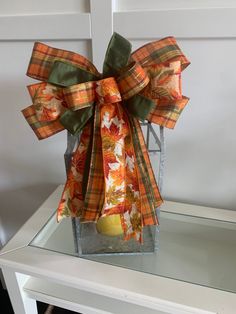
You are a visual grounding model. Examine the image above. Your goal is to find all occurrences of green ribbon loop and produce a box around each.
[48,61,99,87]
[60,106,94,136]
[125,95,156,121]
[48,61,98,134]
[103,32,132,77]
[103,33,153,121]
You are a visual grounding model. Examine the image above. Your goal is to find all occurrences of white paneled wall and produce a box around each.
[0,0,236,246]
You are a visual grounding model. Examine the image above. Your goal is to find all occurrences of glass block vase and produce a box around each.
[64,123,165,256]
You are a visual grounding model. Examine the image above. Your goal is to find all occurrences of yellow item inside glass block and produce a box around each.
[96,214,124,237]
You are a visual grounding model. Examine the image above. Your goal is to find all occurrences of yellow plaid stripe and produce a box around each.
[63,82,96,111]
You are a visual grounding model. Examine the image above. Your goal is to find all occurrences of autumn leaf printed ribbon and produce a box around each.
[22,33,190,241]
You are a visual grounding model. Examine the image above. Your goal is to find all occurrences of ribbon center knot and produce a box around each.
[95,77,122,105]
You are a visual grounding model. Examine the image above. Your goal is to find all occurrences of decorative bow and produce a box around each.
[22,33,190,241]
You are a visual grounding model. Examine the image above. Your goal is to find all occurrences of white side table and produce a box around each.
[1,185,236,314]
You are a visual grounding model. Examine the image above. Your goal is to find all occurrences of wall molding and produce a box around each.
[0,13,91,40]
[114,8,236,38]
[1,7,235,42]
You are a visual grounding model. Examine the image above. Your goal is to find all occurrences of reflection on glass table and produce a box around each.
[30,206,236,295]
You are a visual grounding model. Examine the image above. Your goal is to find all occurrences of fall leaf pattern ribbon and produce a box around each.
[22,33,190,241]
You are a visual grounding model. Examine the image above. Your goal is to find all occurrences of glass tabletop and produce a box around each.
[30,207,236,294]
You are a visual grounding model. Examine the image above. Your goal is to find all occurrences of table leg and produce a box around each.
[2,267,38,314]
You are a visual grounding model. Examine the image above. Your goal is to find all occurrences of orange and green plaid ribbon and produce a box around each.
[22,33,190,241]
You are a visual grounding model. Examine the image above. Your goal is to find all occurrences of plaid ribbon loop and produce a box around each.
[116,62,149,100]
[27,82,65,122]
[22,33,190,241]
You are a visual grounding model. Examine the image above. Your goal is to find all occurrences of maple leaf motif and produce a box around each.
[66,176,80,199]
[126,184,137,204]
[101,134,116,151]
[109,122,120,137]
[130,211,142,233]
[126,154,135,172]
[71,149,87,175]
[102,120,122,140]
[106,186,124,205]
[38,107,55,121]
[110,168,124,186]
[103,151,118,177]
